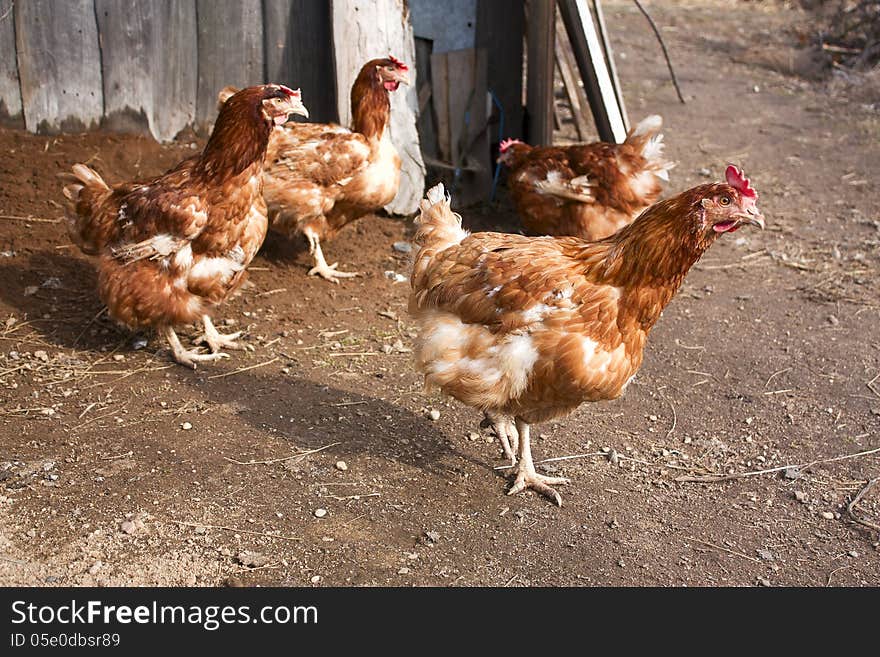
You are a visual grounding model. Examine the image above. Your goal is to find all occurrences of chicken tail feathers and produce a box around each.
[625,115,675,182]
[60,164,115,255]
[414,183,469,252]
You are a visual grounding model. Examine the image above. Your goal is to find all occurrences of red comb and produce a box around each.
[725,165,757,198]
[499,138,523,153]
[388,55,408,71]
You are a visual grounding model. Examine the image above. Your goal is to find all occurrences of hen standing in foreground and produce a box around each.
[226,56,409,283]
[409,166,764,505]
[63,85,309,367]
[499,115,674,241]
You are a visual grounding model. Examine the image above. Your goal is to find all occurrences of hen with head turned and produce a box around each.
[409,166,764,505]
[63,84,309,368]
[499,115,674,241]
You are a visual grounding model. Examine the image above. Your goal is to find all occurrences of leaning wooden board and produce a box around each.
[94,0,197,142]
[195,0,264,131]
[15,0,103,133]
[331,0,425,215]
[0,0,22,123]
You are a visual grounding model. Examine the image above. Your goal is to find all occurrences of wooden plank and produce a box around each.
[414,36,438,160]
[95,0,196,142]
[430,52,451,162]
[593,0,628,130]
[446,49,475,168]
[475,0,524,141]
[15,0,103,133]
[558,0,626,143]
[264,0,336,123]
[461,47,491,204]
[0,0,22,125]
[554,17,592,141]
[525,0,555,145]
[331,0,426,215]
[195,0,264,131]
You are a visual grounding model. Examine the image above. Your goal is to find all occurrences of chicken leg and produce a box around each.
[193,315,251,353]
[162,326,229,369]
[507,418,569,506]
[482,411,519,465]
[305,229,359,284]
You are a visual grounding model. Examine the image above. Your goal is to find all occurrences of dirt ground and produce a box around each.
[0,1,878,587]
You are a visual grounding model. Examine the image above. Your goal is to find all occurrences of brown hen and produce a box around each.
[221,56,409,283]
[63,85,309,367]
[499,115,674,241]
[409,166,764,504]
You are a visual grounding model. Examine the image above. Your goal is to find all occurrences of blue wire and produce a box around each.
[489,90,505,202]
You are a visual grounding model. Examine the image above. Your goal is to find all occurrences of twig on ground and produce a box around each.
[99,450,133,461]
[764,368,792,389]
[223,442,341,466]
[867,373,880,399]
[208,357,278,379]
[633,0,686,103]
[494,451,605,471]
[826,565,851,587]
[0,555,28,565]
[0,214,61,224]
[676,445,880,483]
[686,537,760,563]
[164,520,300,542]
[846,476,880,533]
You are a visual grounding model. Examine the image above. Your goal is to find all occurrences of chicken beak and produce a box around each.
[736,207,764,230]
[394,70,411,86]
[286,96,309,119]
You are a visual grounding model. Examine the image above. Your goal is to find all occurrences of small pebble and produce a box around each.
[820,511,835,520]
[392,241,412,254]
[335,461,348,471]
[310,575,322,584]
[181,422,193,430]
[848,550,859,558]
[794,491,808,503]
[88,561,102,575]
[397,567,410,575]
[314,508,327,518]
[467,431,480,441]
[428,409,441,421]
[758,577,771,587]
[113,354,125,362]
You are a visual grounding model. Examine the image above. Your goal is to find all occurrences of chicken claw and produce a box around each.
[507,468,569,507]
[308,260,360,284]
[306,231,360,284]
[505,418,569,506]
[193,315,252,353]
[482,412,519,465]
[162,326,230,369]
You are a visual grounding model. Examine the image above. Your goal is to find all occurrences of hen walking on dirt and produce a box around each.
[499,115,674,241]
[221,56,409,283]
[63,85,309,367]
[409,167,764,504]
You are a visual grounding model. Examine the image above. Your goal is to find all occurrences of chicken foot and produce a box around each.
[162,326,230,369]
[305,230,359,284]
[507,418,569,506]
[482,411,519,465]
[193,315,252,353]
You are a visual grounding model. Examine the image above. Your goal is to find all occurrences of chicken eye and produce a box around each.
[719,196,731,206]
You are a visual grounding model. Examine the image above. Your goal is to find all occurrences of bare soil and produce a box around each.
[0,1,878,587]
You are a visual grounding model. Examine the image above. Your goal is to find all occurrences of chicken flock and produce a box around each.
[61,57,764,505]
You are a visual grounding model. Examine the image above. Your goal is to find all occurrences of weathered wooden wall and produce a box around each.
[0,0,22,124]
[16,0,104,133]
[0,0,351,137]
[95,0,197,142]
[331,0,426,215]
